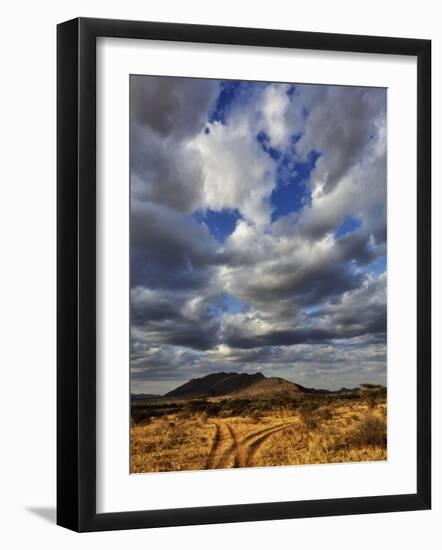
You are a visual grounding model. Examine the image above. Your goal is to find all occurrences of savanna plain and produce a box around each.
[131,372,387,473]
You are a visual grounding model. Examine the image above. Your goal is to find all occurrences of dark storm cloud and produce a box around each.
[131,200,220,289]
[315,273,387,334]
[130,345,202,382]
[223,318,385,350]
[236,262,364,309]
[220,226,384,313]
[221,272,386,351]
[133,313,220,351]
[131,129,204,212]
[130,76,219,213]
[226,334,386,366]
[142,324,218,351]
[131,285,224,351]
[131,75,219,138]
[131,288,184,323]
[261,258,363,303]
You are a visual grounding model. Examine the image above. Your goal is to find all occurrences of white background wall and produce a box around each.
[0,1,439,548]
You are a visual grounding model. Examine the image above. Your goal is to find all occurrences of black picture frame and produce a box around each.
[57,17,431,532]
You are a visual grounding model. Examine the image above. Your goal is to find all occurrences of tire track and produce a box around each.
[241,423,286,446]
[233,423,287,467]
[215,424,240,469]
[243,422,298,466]
[211,422,297,469]
[206,422,221,469]
[207,420,299,470]
[207,421,236,469]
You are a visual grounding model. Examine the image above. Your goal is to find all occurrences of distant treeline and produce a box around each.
[131,387,386,425]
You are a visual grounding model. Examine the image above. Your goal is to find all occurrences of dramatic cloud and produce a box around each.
[129,76,387,393]
[130,76,219,212]
[131,200,220,289]
[296,85,386,196]
[189,117,275,225]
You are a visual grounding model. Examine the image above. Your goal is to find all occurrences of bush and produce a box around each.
[366,394,377,409]
[298,408,318,430]
[131,411,151,425]
[347,414,387,447]
[316,407,333,422]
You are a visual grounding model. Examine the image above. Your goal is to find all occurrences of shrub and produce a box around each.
[347,414,387,448]
[316,407,333,422]
[366,394,377,409]
[298,408,318,430]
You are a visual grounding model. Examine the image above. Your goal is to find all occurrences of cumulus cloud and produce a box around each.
[296,85,386,196]
[189,116,275,225]
[130,75,219,212]
[131,75,219,139]
[129,75,387,392]
[260,84,293,147]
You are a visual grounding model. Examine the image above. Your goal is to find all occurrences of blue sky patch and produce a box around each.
[207,292,245,319]
[270,150,320,222]
[210,80,268,124]
[256,131,282,161]
[256,131,320,222]
[194,208,242,243]
[223,293,245,314]
[209,81,244,124]
[335,216,362,239]
[304,305,322,315]
[365,255,386,276]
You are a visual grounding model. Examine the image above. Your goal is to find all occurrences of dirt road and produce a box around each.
[207,420,297,469]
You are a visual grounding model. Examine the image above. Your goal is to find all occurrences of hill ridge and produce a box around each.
[164,371,305,400]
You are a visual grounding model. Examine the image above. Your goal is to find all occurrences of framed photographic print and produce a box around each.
[57,18,431,532]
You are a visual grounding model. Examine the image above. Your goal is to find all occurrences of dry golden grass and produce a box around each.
[257,404,387,467]
[131,414,215,473]
[130,395,387,473]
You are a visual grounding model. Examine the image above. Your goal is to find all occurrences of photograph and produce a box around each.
[129,75,388,473]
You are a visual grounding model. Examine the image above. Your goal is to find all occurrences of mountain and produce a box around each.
[164,371,305,400]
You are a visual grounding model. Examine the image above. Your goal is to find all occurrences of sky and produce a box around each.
[130,76,387,395]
